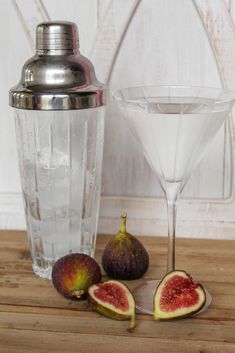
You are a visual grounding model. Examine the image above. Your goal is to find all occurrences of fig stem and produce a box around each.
[120,213,127,234]
[127,313,136,332]
[72,289,85,299]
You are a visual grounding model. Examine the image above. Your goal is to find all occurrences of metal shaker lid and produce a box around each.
[9,21,105,110]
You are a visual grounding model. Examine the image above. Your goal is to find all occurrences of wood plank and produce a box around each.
[2,231,235,255]
[1,310,235,342]
[1,273,235,310]
[1,328,235,353]
[0,303,235,321]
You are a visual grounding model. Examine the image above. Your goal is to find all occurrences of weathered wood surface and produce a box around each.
[0,231,235,352]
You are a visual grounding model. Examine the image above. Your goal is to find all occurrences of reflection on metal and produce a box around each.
[10,21,105,110]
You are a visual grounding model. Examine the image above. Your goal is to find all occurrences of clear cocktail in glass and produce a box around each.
[114,85,235,313]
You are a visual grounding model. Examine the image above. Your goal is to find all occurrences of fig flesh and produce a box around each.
[102,213,149,280]
[154,270,206,320]
[88,280,136,331]
[52,253,101,300]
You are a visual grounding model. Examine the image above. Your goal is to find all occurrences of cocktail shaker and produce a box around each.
[9,21,106,279]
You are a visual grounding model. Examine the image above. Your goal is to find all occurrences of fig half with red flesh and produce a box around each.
[154,270,206,320]
[88,280,136,331]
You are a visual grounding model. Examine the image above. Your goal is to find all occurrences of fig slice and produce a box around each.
[154,270,206,320]
[88,280,136,331]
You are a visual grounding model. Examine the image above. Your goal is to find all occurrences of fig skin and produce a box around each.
[52,253,102,300]
[153,270,206,320]
[102,213,149,280]
[88,280,136,331]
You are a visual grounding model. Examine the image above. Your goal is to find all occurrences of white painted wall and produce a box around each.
[1,0,235,239]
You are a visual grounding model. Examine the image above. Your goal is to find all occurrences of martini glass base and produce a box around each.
[133,280,212,316]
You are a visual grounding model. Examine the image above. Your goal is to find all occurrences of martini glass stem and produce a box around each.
[166,199,177,272]
[164,182,180,273]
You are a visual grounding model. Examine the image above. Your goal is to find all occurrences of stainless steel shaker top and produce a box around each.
[9,21,105,110]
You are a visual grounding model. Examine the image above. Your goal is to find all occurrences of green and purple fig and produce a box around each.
[102,213,149,280]
[88,279,136,331]
[52,253,101,300]
[154,270,206,320]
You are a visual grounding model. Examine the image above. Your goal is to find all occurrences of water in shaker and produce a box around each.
[16,109,104,279]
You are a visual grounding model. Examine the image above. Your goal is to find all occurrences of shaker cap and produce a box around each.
[36,21,79,55]
[9,21,105,110]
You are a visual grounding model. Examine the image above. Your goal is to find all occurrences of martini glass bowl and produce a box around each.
[113,85,235,313]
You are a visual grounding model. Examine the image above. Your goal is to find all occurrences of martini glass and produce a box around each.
[113,85,235,313]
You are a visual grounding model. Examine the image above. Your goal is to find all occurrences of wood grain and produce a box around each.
[0,230,235,352]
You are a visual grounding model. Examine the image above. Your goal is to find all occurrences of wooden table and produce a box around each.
[0,231,235,352]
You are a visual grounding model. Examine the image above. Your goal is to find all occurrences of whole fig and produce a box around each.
[102,213,149,280]
[52,253,101,300]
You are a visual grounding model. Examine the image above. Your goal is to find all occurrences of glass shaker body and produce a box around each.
[14,108,105,279]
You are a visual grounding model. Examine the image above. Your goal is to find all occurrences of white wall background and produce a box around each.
[1,0,235,238]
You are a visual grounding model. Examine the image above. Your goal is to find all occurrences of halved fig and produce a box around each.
[88,280,136,331]
[154,270,206,320]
